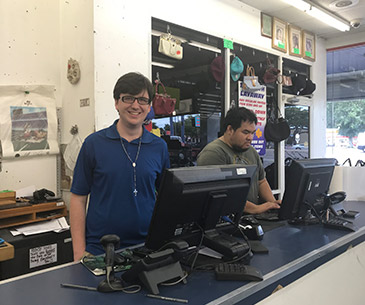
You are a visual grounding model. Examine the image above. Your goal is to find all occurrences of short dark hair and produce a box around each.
[113,72,154,101]
[222,107,257,132]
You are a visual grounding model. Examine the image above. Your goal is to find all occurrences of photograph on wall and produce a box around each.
[0,85,59,158]
[261,13,272,38]
[302,31,316,61]
[271,17,287,53]
[288,25,302,57]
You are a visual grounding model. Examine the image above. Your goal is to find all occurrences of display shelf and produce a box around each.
[0,202,67,229]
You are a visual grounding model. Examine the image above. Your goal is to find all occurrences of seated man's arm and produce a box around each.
[244,200,280,214]
[258,178,281,204]
[244,178,281,214]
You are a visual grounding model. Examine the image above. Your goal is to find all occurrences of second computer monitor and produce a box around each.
[279,158,337,222]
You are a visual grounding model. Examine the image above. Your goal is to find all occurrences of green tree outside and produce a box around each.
[327,100,365,139]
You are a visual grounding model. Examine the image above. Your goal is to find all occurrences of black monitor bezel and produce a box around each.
[279,158,337,221]
[145,164,256,250]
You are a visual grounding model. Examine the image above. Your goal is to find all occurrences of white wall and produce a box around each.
[326,31,365,49]
[0,0,60,192]
[257,241,365,305]
[59,0,95,143]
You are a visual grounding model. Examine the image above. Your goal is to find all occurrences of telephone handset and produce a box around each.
[329,191,346,204]
[328,191,347,217]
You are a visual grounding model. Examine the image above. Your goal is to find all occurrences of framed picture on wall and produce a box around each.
[302,31,316,61]
[288,25,302,57]
[272,17,287,53]
[261,13,272,38]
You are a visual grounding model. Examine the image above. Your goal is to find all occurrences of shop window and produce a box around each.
[285,104,309,160]
[282,58,311,161]
[326,44,365,165]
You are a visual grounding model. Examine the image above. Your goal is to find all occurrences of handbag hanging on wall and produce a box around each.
[264,98,290,142]
[158,33,183,60]
[263,58,282,85]
[152,80,176,116]
[243,66,264,91]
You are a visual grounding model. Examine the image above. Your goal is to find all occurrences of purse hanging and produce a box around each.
[263,58,281,85]
[264,99,290,142]
[152,80,177,116]
[243,66,264,91]
[158,33,183,60]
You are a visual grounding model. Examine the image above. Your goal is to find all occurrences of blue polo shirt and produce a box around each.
[71,120,170,255]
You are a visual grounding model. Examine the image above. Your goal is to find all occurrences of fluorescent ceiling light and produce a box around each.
[151,30,186,43]
[282,0,310,11]
[188,41,222,53]
[151,61,175,69]
[151,29,221,53]
[282,0,350,31]
[307,6,350,31]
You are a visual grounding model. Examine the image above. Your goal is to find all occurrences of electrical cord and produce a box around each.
[105,266,141,294]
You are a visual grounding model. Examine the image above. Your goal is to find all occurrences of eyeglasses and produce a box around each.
[120,96,150,106]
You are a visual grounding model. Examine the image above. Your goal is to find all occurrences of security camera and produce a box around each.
[350,19,361,29]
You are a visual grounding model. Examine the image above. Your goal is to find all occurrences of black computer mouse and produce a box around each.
[160,240,189,251]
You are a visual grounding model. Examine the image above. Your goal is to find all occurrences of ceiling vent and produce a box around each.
[329,0,359,10]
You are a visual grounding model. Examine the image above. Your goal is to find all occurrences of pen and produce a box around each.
[146,294,188,303]
[61,283,97,291]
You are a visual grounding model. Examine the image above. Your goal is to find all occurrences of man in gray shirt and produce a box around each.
[197,107,281,214]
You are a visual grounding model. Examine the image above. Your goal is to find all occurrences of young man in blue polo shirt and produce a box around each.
[70,72,170,261]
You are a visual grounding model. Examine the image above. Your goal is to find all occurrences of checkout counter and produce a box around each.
[1,201,365,305]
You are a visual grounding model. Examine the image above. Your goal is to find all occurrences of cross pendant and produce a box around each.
[133,189,138,196]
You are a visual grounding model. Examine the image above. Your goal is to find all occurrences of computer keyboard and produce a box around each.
[254,210,279,221]
[215,263,263,281]
[322,217,358,232]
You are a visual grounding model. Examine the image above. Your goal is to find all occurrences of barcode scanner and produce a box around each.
[97,234,123,292]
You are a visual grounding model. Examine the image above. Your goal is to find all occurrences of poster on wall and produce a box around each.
[0,85,59,158]
[238,82,267,156]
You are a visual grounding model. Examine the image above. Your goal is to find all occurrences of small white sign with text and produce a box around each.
[29,243,57,268]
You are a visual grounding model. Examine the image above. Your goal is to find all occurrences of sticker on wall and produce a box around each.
[67,58,81,84]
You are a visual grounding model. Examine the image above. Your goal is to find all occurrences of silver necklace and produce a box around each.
[120,137,142,196]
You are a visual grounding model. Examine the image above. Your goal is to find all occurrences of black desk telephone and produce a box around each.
[329,191,359,218]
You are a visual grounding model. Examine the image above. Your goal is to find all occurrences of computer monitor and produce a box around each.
[279,158,337,222]
[145,164,256,250]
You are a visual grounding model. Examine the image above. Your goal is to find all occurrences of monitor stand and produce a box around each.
[288,210,320,225]
[203,229,250,260]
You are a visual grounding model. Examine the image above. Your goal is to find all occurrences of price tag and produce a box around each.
[224,39,233,50]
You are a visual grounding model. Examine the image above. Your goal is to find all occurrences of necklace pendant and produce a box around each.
[133,189,138,196]
[132,162,136,167]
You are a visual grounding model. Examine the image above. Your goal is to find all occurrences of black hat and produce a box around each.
[300,79,316,95]
[291,74,307,96]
